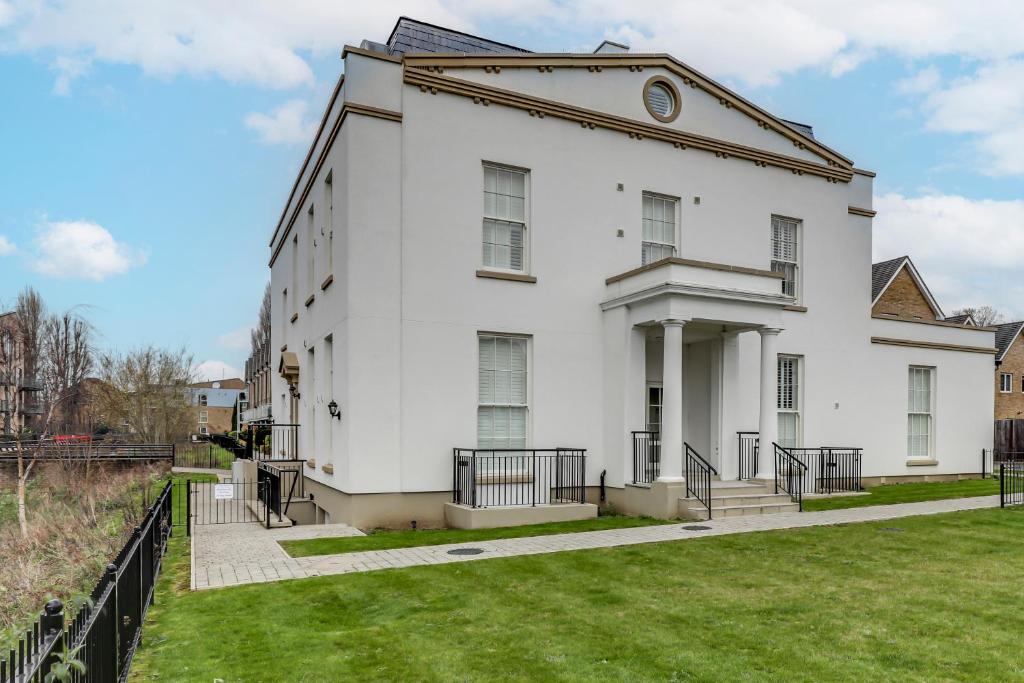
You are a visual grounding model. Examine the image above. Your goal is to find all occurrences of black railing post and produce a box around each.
[39,599,64,675]
[580,451,586,504]
[471,451,477,508]
[1000,464,1005,508]
[185,479,192,537]
[532,449,537,507]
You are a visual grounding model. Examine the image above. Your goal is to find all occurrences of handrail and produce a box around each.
[773,442,807,511]
[631,431,660,485]
[737,431,758,480]
[684,442,716,520]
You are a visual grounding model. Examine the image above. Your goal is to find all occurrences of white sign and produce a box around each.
[213,484,234,500]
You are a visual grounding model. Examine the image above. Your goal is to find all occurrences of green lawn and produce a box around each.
[131,505,1024,682]
[803,477,999,512]
[280,515,672,557]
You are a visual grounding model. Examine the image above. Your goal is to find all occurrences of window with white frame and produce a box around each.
[771,215,800,298]
[908,366,934,458]
[199,410,208,424]
[777,355,801,448]
[1001,373,1013,393]
[199,425,208,435]
[646,383,663,433]
[477,334,528,449]
[198,394,207,407]
[482,164,527,271]
[642,193,677,265]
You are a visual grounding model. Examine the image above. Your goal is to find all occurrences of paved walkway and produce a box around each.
[191,495,999,590]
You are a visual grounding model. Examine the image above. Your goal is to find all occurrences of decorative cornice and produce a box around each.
[606,257,784,285]
[269,102,403,266]
[289,313,298,324]
[304,294,315,308]
[853,168,876,177]
[405,68,853,184]
[341,44,402,63]
[401,52,852,168]
[601,280,793,311]
[870,337,997,354]
[848,206,876,217]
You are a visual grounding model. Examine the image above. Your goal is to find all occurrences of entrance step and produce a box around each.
[679,480,799,520]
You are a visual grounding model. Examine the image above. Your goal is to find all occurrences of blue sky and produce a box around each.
[1,1,1022,378]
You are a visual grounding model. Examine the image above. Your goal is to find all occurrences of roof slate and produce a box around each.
[995,321,1024,361]
[387,17,530,56]
[871,256,907,302]
[944,313,973,325]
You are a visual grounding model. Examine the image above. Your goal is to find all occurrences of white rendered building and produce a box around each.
[267,18,994,528]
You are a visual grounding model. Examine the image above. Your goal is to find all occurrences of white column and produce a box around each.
[719,331,741,481]
[659,319,686,482]
[756,327,782,479]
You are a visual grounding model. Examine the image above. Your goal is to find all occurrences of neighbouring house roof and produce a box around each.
[190,378,246,390]
[944,313,976,326]
[187,387,242,408]
[871,255,945,319]
[384,16,531,56]
[781,119,815,139]
[995,321,1024,362]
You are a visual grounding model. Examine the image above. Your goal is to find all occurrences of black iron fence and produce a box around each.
[784,447,863,494]
[774,443,806,511]
[452,448,586,508]
[189,479,266,528]
[684,442,716,519]
[631,431,660,485]
[257,461,304,526]
[245,423,300,461]
[173,443,237,470]
[1000,463,1024,508]
[0,441,173,462]
[737,431,758,480]
[986,449,1024,477]
[0,480,173,682]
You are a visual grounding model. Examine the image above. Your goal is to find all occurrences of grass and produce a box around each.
[803,477,999,511]
[280,514,672,557]
[131,505,1024,682]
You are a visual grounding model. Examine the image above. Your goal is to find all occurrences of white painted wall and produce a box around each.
[269,52,994,499]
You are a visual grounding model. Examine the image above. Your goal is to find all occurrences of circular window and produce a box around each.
[643,77,681,123]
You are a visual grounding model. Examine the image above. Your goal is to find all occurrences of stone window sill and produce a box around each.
[906,458,938,467]
[476,269,537,284]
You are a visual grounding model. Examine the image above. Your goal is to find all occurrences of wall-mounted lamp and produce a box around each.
[328,399,341,421]
[288,382,300,400]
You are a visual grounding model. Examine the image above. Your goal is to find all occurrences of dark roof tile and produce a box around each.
[387,17,530,56]
[871,256,907,301]
[995,321,1024,361]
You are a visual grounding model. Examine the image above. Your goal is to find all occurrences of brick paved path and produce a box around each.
[192,495,999,590]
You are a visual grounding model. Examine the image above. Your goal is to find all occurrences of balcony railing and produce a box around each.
[242,403,273,424]
[452,448,587,508]
[20,401,44,415]
[245,423,299,461]
[631,431,660,484]
[19,376,43,392]
[786,447,864,494]
[0,399,9,414]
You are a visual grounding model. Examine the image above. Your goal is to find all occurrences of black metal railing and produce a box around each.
[0,441,174,462]
[174,442,238,469]
[684,442,717,519]
[773,443,807,511]
[18,376,43,392]
[245,423,299,461]
[989,449,1024,474]
[257,460,304,525]
[452,448,586,508]
[737,431,758,480]
[784,447,863,494]
[185,479,266,530]
[0,480,173,682]
[1000,463,1024,508]
[631,431,660,485]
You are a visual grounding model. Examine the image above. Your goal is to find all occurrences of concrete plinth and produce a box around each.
[444,502,598,529]
[622,481,687,519]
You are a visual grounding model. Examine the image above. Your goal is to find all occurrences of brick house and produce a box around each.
[994,322,1024,421]
[0,311,44,435]
[186,381,246,437]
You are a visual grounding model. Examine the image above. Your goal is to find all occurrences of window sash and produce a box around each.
[1002,373,1013,392]
[907,367,933,458]
[771,216,799,297]
[642,193,677,264]
[478,335,529,449]
[483,165,527,272]
[777,356,799,411]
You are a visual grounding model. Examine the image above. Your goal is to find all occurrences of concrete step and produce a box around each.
[706,483,772,497]
[709,493,793,507]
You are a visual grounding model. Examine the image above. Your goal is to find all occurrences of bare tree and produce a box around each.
[952,306,1004,327]
[96,346,194,445]
[41,310,94,431]
[251,282,271,352]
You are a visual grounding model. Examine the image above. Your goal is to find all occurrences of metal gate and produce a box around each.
[171,479,266,535]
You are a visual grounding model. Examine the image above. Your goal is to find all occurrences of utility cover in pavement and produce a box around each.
[447,548,485,555]
[682,525,711,531]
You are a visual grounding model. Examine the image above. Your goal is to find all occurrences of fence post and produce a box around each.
[107,563,119,675]
[39,599,64,675]
[185,479,192,537]
[1000,464,1005,508]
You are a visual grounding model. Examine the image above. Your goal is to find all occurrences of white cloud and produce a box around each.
[914,59,1024,176]
[0,235,15,255]
[216,326,253,352]
[873,192,1024,317]
[194,359,242,382]
[245,99,317,145]
[31,219,146,281]
[897,65,940,95]
[1,1,1022,92]
[50,54,90,95]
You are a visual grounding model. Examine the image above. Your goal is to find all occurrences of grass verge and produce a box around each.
[803,477,999,512]
[280,514,672,557]
[131,506,1024,681]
